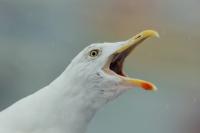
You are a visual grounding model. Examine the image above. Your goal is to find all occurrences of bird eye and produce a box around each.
[89,49,99,57]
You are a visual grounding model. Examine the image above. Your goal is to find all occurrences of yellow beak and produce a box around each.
[117,30,159,91]
[116,30,159,53]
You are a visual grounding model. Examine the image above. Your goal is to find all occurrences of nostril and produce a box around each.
[135,35,142,39]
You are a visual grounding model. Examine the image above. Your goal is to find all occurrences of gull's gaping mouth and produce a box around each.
[109,46,134,77]
[105,30,159,91]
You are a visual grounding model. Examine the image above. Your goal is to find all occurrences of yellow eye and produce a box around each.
[89,49,99,57]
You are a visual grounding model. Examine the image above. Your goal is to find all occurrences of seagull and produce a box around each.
[0,30,159,133]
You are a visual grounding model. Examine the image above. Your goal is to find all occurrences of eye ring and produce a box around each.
[89,49,100,57]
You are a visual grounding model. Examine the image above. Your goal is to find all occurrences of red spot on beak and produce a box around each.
[141,83,154,90]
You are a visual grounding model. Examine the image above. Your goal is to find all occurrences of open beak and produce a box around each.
[105,30,159,91]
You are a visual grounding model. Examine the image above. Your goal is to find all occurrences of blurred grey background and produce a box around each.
[0,0,199,133]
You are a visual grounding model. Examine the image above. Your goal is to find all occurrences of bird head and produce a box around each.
[66,30,159,103]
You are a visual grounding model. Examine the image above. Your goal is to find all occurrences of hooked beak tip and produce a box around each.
[142,30,160,38]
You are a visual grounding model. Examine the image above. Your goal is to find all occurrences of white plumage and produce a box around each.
[0,30,158,133]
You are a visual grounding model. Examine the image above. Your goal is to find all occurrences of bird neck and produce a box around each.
[36,69,105,133]
[1,68,104,133]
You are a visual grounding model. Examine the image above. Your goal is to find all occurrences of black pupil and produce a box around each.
[92,52,96,56]
[91,50,98,56]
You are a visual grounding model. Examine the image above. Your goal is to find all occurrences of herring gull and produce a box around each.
[0,30,159,133]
